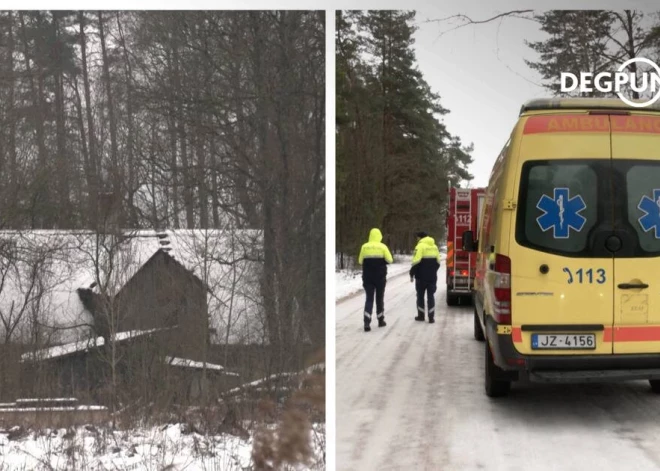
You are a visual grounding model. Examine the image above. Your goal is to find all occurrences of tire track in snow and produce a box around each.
[337,274,455,470]
[336,273,415,373]
[337,272,660,471]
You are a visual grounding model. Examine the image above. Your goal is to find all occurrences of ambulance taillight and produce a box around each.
[493,254,511,324]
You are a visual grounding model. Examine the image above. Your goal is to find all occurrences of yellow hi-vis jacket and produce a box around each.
[358,228,393,283]
[410,236,441,281]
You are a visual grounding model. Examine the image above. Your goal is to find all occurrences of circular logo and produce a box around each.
[616,58,660,108]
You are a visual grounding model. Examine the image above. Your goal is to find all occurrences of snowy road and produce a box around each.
[336,265,660,471]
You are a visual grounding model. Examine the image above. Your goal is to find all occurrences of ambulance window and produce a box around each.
[625,164,660,254]
[517,161,599,256]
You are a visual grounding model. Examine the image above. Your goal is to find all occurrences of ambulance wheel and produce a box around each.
[474,308,485,341]
[649,380,660,393]
[485,342,510,398]
[446,294,458,306]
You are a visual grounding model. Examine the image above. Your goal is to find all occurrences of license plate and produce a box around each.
[531,333,596,350]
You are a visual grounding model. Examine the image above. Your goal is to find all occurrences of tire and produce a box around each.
[462,295,474,306]
[446,293,458,306]
[474,308,485,341]
[649,380,660,393]
[485,342,511,398]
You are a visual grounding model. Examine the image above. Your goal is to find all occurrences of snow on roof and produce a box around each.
[306,362,325,374]
[145,230,266,344]
[21,327,171,362]
[164,356,240,376]
[224,371,299,395]
[21,336,103,363]
[0,232,99,344]
[15,398,78,403]
[113,327,170,342]
[1,229,265,345]
[0,405,107,412]
[223,363,324,396]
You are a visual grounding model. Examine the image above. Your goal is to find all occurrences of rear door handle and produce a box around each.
[618,283,649,289]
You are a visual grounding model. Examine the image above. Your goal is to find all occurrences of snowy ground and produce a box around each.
[336,261,660,470]
[335,255,414,301]
[0,422,325,470]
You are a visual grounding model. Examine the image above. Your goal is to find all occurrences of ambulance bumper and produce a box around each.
[486,316,660,383]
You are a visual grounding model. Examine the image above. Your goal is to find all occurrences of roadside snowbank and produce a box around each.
[0,422,325,470]
[336,255,413,301]
[336,254,447,302]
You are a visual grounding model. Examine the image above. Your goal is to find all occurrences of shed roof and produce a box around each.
[0,230,264,345]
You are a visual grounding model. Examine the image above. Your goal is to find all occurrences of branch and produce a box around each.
[36,320,96,332]
[424,10,536,38]
[605,31,630,56]
[494,18,546,90]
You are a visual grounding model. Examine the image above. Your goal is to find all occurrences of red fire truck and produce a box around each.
[445,186,485,306]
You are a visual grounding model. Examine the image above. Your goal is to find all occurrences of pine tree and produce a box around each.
[336,10,473,257]
[526,10,660,99]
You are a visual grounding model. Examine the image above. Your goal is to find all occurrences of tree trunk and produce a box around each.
[79,11,99,228]
[53,12,71,227]
[166,46,180,228]
[195,97,209,229]
[622,10,639,100]
[98,12,121,216]
[6,12,18,224]
[72,80,91,215]
[117,13,139,227]
[249,12,282,369]
[210,139,221,228]
[19,12,50,229]
[149,122,159,227]
[172,44,195,228]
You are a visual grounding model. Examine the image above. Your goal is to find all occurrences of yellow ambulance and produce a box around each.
[463,98,660,397]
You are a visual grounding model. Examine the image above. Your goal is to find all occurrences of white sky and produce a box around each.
[413,8,545,188]
[411,5,659,188]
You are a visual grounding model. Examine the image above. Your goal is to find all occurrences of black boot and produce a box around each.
[364,324,371,332]
[415,315,425,321]
[428,317,435,324]
[378,316,386,327]
[364,312,372,332]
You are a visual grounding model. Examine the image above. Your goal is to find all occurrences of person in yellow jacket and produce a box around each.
[409,231,441,323]
[358,228,394,332]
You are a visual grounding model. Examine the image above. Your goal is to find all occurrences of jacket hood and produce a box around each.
[421,236,435,246]
[369,228,383,243]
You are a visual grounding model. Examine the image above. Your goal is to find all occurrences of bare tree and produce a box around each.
[0,10,325,403]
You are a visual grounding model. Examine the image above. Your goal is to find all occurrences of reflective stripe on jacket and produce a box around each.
[410,236,441,282]
[359,228,393,283]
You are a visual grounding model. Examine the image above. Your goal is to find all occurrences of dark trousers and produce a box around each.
[364,279,386,325]
[416,279,437,319]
